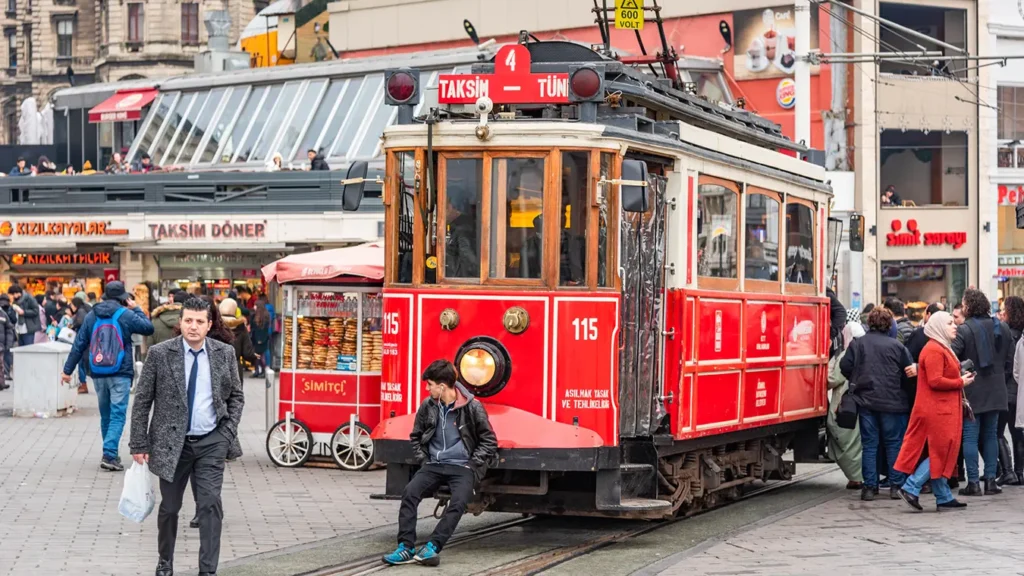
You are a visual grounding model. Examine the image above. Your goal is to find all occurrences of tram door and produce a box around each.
[619,170,668,438]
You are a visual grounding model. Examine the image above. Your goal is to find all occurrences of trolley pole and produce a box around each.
[795,0,812,147]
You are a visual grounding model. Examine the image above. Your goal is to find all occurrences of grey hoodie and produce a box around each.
[426,383,474,466]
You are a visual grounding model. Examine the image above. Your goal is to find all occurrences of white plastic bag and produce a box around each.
[118,461,155,523]
[57,326,76,344]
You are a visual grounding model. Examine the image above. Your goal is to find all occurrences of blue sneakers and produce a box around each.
[382,543,415,565]
[414,542,440,566]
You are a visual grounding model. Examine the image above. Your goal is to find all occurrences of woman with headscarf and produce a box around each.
[828,321,865,489]
[895,311,974,511]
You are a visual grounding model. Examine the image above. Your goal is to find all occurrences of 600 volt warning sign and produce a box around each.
[615,0,644,30]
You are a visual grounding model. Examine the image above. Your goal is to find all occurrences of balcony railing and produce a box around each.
[999,140,1024,169]
[53,56,94,68]
[0,168,384,215]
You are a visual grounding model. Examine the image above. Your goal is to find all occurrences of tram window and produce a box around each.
[597,152,613,287]
[395,151,415,284]
[696,182,738,279]
[443,158,483,280]
[490,157,545,280]
[560,151,589,286]
[744,194,780,281]
[785,203,815,285]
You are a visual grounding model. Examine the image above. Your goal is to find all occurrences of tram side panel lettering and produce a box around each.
[381,295,413,418]
[554,299,618,444]
[745,302,783,359]
[742,369,781,422]
[697,300,742,362]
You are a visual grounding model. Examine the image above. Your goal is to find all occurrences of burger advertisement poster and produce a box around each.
[733,6,821,81]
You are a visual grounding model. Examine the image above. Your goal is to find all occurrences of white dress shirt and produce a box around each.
[184,339,216,436]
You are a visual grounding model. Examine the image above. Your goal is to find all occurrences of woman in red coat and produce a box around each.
[895,310,975,511]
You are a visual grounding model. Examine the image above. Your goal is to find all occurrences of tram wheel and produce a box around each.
[331,421,374,471]
[266,418,313,468]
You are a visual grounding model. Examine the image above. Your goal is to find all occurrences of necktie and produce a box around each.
[187,348,202,433]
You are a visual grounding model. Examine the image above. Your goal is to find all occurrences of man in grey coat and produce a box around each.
[130,298,244,576]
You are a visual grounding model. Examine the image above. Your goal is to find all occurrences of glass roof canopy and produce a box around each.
[129,71,450,170]
[123,45,493,170]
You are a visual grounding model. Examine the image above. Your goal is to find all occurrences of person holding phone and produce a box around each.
[952,289,1010,496]
[895,311,974,511]
[60,282,154,472]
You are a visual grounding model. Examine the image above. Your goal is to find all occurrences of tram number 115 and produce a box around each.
[384,312,400,336]
[573,318,598,341]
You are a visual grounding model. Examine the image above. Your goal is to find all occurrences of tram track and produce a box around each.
[306,465,838,576]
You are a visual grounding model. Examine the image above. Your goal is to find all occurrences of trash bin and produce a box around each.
[11,341,77,418]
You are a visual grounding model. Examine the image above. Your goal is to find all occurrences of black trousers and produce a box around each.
[158,429,230,573]
[998,403,1024,468]
[398,464,474,551]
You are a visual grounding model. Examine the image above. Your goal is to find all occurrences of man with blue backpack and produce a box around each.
[61,281,154,471]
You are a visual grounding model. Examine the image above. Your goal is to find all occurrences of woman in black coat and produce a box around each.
[952,288,1010,496]
[997,296,1024,485]
[840,306,914,501]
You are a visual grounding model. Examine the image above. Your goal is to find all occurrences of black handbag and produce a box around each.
[836,389,859,429]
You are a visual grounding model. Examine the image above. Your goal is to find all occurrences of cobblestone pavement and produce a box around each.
[656,477,1024,576]
[0,377,398,576]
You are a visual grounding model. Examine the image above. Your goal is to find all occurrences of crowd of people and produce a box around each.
[0,146,331,178]
[826,290,1024,511]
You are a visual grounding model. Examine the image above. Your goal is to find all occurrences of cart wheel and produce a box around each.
[266,418,313,468]
[330,421,374,471]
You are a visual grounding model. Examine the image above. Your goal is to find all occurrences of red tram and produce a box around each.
[361,35,834,519]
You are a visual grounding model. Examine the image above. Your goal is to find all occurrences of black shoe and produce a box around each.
[100,456,124,472]
[846,481,863,490]
[190,514,199,529]
[897,488,923,511]
[198,573,216,576]
[155,559,173,576]
[937,499,968,511]
[948,477,960,489]
[958,481,983,496]
[890,486,902,500]
[985,479,1003,495]
[861,486,876,501]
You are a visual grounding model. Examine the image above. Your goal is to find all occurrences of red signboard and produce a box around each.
[104,269,119,282]
[437,44,570,105]
[886,219,967,249]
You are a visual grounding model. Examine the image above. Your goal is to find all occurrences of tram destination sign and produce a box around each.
[437,44,570,105]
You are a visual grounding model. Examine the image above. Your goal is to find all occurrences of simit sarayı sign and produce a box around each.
[886,219,967,249]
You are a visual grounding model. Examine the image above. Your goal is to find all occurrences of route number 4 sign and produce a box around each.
[615,0,644,30]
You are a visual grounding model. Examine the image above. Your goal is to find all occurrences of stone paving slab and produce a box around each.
[657,480,1024,576]
[0,377,398,576]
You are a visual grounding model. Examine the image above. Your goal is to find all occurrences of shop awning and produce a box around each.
[262,242,383,284]
[88,88,158,123]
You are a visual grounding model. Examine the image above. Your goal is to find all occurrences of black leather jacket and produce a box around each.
[409,383,498,482]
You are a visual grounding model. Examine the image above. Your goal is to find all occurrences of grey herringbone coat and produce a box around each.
[129,336,245,482]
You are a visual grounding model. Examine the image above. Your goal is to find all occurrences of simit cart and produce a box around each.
[261,243,383,471]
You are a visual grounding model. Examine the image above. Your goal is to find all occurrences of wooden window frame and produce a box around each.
[590,150,620,291]
[743,186,783,294]
[696,174,741,292]
[436,151,485,285]
[483,151,551,287]
[555,148,595,291]
[180,3,199,45]
[784,197,817,296]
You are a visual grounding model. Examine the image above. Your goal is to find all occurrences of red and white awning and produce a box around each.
[88,88,158,123]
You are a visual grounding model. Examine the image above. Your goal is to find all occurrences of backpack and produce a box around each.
[89,308,127,376]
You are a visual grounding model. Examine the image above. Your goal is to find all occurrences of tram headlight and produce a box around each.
[455,337,512,397]
[459,348,497,387]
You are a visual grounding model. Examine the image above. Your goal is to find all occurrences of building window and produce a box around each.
[181,3,198,45]
[6,110,16,144]
[880,130,968,207]
[5,0,13,15]
[5,29,15,69]
[128,2,144,44]
[878,3,968,78]
[56,19,72,58]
